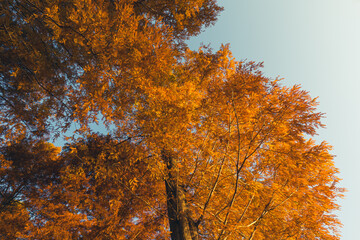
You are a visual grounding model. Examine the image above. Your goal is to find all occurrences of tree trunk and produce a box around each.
[163,151,199,240]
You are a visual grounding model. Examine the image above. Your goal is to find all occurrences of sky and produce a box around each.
[187,0,360,238]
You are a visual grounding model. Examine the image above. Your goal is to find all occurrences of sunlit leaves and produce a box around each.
[0,0,343,239]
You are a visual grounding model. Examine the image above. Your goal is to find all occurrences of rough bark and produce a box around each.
[163,151,199,240]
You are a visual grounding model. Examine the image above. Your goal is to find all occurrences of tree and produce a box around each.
[20,135,168,239]
[0,139,61,239]
[0,1,343,239]
[1,0,222,140]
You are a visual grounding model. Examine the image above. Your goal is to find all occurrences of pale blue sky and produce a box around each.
[188,0,360,238]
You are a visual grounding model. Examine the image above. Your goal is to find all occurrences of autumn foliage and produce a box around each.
[0,0,343,239]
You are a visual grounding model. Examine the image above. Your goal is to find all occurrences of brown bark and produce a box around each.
[163,151,199,240]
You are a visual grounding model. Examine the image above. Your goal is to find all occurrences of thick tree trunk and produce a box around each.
[163,151,199,240]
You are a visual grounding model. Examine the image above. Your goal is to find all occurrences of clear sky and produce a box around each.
[188,0,360,239]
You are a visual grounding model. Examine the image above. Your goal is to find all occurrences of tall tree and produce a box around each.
[1,0,222,140]
[0,1,343,239]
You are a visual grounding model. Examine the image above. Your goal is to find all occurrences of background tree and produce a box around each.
[20,134,168,239]
[0,139,61,239]
[0,1,343,239]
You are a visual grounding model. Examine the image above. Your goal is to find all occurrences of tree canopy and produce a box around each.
[0,0,343,239]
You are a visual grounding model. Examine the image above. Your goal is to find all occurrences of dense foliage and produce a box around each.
[0,0,343,239]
